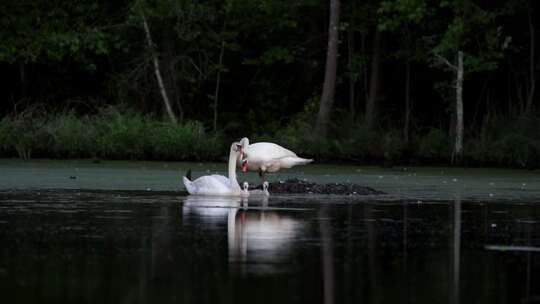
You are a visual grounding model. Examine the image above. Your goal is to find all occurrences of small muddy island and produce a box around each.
[252,178,384,195]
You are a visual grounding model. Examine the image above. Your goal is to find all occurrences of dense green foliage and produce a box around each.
[0,106,224,161]
[0,106,538,168]
[0,0,539,168]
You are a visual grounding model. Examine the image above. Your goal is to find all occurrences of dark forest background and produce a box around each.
[0,0,539,168]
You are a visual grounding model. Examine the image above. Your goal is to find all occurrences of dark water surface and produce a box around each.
[1,160,540,303]
[1,189,539,304]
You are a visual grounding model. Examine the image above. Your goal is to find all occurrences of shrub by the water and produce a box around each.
[92,108,151,159]
[254,109,540,168]
[149,120,224,160]
[0,107,225,161]
[0,105,538,169]
[0,107,49,159]
[464,115,540,168]
[46,112,96,158]
[418,128,451,162]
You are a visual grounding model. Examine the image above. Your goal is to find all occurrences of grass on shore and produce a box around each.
[0,106,225,161]
[0,106,539,169]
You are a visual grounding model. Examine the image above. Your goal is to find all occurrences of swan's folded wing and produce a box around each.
[248,142,297,161]
[211,174,233,188]
[262,158,284,172]
[189,175,232,195]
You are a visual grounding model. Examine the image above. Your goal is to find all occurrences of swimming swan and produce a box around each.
[183,142,248,196]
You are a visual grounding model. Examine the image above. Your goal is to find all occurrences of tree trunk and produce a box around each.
[365,29,381,130]
[361,32,369,103]
[471,74,491,127]
[213,30,226,132]
[348,27,355,123]
[19,62,26,101]
[142,15,177,124]
[404,60,411,144]
[507,63,513,115]
[525,0,536,113]
[164,45,184,123]
[453,51,464,163]
[315,0,340,138]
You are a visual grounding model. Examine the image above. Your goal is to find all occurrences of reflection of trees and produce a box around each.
[3,193,540,303]
[356,196,539,304]
[319,205,334,304]
[366,204,380,304]
[452,193,461,304]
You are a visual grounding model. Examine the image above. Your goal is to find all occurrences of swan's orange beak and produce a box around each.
[241,160,248,172]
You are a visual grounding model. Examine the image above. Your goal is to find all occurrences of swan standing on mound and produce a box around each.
[242,181,270,196]
[237,137,313,181]
[183,142,249,196]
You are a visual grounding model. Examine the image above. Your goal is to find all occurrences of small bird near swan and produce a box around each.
[237,137,313,181]
[183,142,248,196]
[242,181,270,196]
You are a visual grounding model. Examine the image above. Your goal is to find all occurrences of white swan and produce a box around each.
[237,137,313,180]
[183,142,248,196]
[242,181,270,196]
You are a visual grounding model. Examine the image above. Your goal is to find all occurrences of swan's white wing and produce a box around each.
[185,174,233,195]
[209,174,231,187]
[275,156,313,169]
[241,142,297,170]
[248,142,297,160]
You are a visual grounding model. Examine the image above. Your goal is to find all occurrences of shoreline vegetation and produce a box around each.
[2,2,540,172]
[1,106,538,170]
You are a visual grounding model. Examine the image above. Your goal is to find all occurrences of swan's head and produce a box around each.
[238,138,249,172]
[263,181,269,191]
[241,181,250,198]
[239,137,249,148]
[232,142,243,154]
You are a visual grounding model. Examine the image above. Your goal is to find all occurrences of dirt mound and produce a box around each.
[250,178,384,195]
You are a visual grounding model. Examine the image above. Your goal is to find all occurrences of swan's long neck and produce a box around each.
[228,149,240,192]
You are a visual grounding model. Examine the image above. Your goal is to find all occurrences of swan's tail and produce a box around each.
[295,157,314,166]
[280,156,314,169]
[182,176,193,194]
[183,169,193,194]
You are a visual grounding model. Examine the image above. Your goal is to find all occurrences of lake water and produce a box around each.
[0,159,539,303]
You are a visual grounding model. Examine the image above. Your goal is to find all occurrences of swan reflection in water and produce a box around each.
[182,195,304,273]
